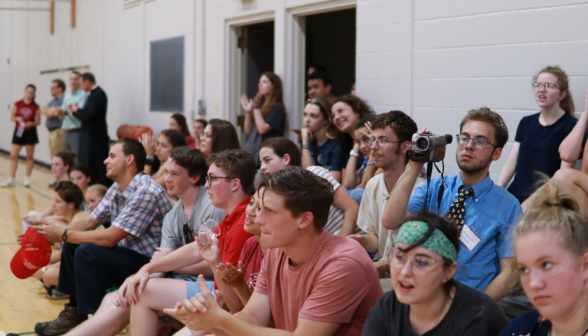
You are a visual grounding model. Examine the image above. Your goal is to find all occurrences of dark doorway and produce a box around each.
[305,8,356,97]
[241,21,275,99]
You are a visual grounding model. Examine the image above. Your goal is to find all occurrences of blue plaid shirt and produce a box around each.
[92,173,173,256]
[407,174,522,291]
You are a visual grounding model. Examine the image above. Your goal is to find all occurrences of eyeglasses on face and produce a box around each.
[532,82,559,90]
[205,175,235,184]
[200,133,212,139]
[368,137,402,146]
[387,247,444,275]
[455,134,496,150]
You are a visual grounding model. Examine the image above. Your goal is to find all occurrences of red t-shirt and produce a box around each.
[238,236,265,291]
[255,231,383,335]
[185,135,196,148]
[216,195,254,289]
[15,100,39,131]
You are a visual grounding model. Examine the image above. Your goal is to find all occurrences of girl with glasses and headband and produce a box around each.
[499,181,588,336]
[498,66,578,204]
[363,212,508,336]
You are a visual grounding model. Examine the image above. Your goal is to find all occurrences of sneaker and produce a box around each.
[51,288,70,300]
[1,178,15,188]
[35,304,87,336]
[24,176,31,188]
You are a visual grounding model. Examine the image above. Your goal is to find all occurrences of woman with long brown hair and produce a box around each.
[241,72,287,163]
[498,66,578,203]
[169,113,196,148]
[199,118,240,160]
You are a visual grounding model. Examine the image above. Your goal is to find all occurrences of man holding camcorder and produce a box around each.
[382,107,522,302]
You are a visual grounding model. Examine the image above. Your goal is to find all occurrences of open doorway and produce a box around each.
[241,21,275,99]
[305,8,356,97]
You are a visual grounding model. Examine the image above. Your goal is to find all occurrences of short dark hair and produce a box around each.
[171,113,190,136]
[259,167,333,231]
[194,119,207,128]
[71,71,81,77]
[54,151,77,172]
[54,181,85,209]
[52,79,66,92]
[70,163,93,185]
[160,129,187,148]
[371,110,418,144]
[308,64,327,73]
[398,212,460,294]
[308,70,332,87]
[460,107,509,149]
[209,149,256,194]
[208,119,241,154]
[260,137,302,167]
[81,72,96,83]
[169,147,207,187]
[115,138,147,173]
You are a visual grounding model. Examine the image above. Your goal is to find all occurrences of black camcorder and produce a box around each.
[407,133,453,163]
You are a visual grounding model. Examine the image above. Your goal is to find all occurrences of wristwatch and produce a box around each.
[349,150,359,157]
[145,157,154,166]
[62,229,68,242]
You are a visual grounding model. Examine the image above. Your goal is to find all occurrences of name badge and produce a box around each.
[460,225,480,251]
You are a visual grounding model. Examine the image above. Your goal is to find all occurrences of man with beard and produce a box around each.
[381,107,522,302]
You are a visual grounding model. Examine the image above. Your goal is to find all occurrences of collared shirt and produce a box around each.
[216,195,254,289]
[46,96,64,130]
[92,173,174,256]
[357,172,425,261]
[61,88,88,130]
[407,174,522,291]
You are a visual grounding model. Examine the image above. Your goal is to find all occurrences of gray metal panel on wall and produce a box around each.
[150,36,184,112]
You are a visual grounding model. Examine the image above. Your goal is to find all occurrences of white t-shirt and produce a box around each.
[357,172,425,261]
[306,166,346,235]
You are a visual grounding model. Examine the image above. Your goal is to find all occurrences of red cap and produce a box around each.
[11,227,52,279]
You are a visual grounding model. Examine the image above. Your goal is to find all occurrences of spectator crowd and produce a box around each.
[5,64,588,336]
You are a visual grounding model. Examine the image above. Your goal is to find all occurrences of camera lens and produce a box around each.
[416,138,428,150]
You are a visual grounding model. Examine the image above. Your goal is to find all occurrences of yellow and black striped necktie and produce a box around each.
[446,186,474,235]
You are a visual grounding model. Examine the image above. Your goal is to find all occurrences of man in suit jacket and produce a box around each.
[70,72,111,186]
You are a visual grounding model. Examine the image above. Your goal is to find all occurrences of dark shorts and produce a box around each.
[12,127,39,145]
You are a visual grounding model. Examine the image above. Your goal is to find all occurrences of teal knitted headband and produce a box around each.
[394,221,458,262]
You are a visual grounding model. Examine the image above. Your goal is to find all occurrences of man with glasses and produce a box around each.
[382,107,522,301]
[115,149,255,336]
[349,111,425,291]
[60,146,225,336]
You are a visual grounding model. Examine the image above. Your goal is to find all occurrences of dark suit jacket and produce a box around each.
[73,86,111,186]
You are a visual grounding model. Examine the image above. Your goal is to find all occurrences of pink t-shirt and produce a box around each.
[255,231,383,335]
[238,236,265,291]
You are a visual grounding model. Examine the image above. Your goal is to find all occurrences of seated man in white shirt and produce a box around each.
[349,111,424,290]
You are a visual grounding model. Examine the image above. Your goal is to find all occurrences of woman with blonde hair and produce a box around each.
[499,181,588,336]
[241,72,287,163]
[498,66,578,203]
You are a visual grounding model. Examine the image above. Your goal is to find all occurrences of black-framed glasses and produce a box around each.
[205,175,235,184]
[532,82,558,90]
[455,134,496,150]
[369,138,402,146]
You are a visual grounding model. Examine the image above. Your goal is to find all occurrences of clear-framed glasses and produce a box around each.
[455,134,495,150]
[200,133,212,140]
[205,175,234,185]
[368,137,402,146]
[532,82,559,90]
[386,247,444,275]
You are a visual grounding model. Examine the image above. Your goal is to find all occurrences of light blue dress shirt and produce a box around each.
[61,88,89,130]
[407,173,522,291]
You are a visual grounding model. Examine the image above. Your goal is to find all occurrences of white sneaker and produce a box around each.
[24,176,31,188]
[1,178,15,188]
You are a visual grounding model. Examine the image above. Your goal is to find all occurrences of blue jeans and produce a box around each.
[346,188,365,205]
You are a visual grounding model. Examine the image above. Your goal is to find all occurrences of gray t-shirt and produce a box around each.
[160,186,226,281]
[46,96,64,130]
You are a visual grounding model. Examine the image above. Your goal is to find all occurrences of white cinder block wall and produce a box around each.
[1,0,587,184]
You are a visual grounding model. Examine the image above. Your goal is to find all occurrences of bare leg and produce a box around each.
[130,278,188,336]
[9,144,22,178]
[25,144,35,176]
[65,292,129,336]
[552,168,588,218]
[43,264,60,287]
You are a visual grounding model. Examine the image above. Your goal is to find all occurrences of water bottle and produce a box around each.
[16,123,25,137]
[198,219,220,245]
